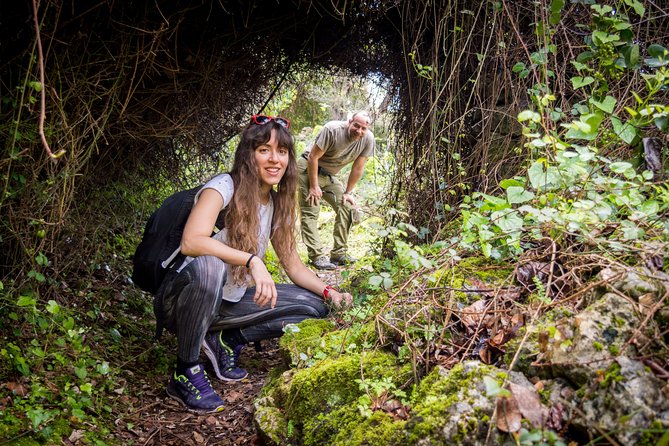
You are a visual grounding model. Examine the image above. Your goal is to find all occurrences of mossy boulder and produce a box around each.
[539,292,640,385]
[255,349,412,445]
[279,318,379,367]
[256,358,541,445]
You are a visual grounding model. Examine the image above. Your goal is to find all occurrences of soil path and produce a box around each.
[117,269,340,446]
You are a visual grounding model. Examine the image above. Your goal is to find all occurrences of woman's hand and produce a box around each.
[328,290,353,309]
[248,256,277,308]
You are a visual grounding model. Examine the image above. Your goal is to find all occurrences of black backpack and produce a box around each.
[132,185,226,294]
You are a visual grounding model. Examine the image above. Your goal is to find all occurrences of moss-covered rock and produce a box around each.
[255,348,412,445]
[279,318,379,367]
[539,292,640,385]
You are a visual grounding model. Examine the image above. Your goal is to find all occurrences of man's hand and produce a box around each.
[248,257,277,308]
[328,290,353,309]
[308,185,323,206]
[342,192,357,207]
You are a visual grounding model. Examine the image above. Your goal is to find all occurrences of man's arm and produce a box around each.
[343,155,369,206]
[306,144,326,205]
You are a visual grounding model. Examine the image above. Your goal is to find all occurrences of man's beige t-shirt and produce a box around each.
[313,120,375,175]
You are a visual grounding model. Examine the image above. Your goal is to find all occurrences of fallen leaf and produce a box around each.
[193,431,205,444]
[495,395,522,433]
[515,261,551,289]
[460,299,488,330]
[69,430,85,442]
[5,382,28,397]
[204,415,218,426]
[508,382,547,428]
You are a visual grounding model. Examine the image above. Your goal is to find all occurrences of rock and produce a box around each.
[540,292,639,386]
[570,356,669,445]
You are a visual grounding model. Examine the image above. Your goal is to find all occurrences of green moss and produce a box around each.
[405,363,494,443]
[286,350,409,422]
[592,341,604,351]
[304,405,406,446]
[599,362,623,389]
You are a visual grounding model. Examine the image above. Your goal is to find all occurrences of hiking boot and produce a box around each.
[166,364,225,414]
[203,332,248,381]
[330,254,357,266]
[311,256,336,270]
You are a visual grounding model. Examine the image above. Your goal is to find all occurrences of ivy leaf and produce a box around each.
[563,112,604,140]
[609,161,636,179]
[506,186,535,204]
[528,161,561,190]
[645,44,669,67]
[499,178,525,189]
[571,76,594,89]
[623,0,645,17]
[17,295,37,307]
[622,44,640,68]
[46,300,60,314]
[611,116,638,144]
[570,61,590,71]
[590,95,617,114]
[493,210,524,233]
[518,110,541,122]
[592,30,620,45]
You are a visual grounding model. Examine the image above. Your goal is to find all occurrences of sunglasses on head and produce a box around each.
[251,114,290,129]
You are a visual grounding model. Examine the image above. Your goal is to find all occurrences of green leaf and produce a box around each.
[592,30,619,45]
[17,295,37,307]
[28,81,43,92]
[590,95,617,114]
[570,61,590,71]
[528,161,561,190]
[46,300,60,314]
[563,112,604,140]
[622,44,640,67]
[611,116,638,144]
[571,76,594,89]
[609,161,633,174]
[493,210,524,233]
[512,62,526,72]
[518,110,541,122]
[506,186,535,204]
[499,178,525,189]
[484,376,511,397]
[75,365,88,380]
[35,252,48,266]
[647,44,668,59]
[623,0,645,16]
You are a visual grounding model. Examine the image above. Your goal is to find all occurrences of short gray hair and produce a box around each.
[350,111,371,125]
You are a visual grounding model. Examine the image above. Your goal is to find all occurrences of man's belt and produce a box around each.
[301,152,332,176]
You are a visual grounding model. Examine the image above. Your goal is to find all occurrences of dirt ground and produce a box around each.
[117,338,283,446]
[114,270,339,446]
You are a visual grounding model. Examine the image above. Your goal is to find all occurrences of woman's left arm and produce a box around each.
[279,246,352,309]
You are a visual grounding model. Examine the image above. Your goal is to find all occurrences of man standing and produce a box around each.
[298,111,375,270]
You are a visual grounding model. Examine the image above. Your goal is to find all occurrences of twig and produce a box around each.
[32,0,66,160]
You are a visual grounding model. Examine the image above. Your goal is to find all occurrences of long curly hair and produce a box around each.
[226,120,297,284]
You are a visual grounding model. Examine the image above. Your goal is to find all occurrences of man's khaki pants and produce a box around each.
[297,157,353,262]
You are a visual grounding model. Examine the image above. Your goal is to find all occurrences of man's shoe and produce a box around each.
[311,256,336,270]
[166,365,225,414]
[330,254,357,266]
[203,331,248,381]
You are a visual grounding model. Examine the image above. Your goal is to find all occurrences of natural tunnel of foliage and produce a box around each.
[1,0,668,285]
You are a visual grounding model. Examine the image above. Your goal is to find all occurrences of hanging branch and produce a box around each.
[32,0,66,160]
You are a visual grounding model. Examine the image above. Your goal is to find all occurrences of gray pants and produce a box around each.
[154,255,328,362]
